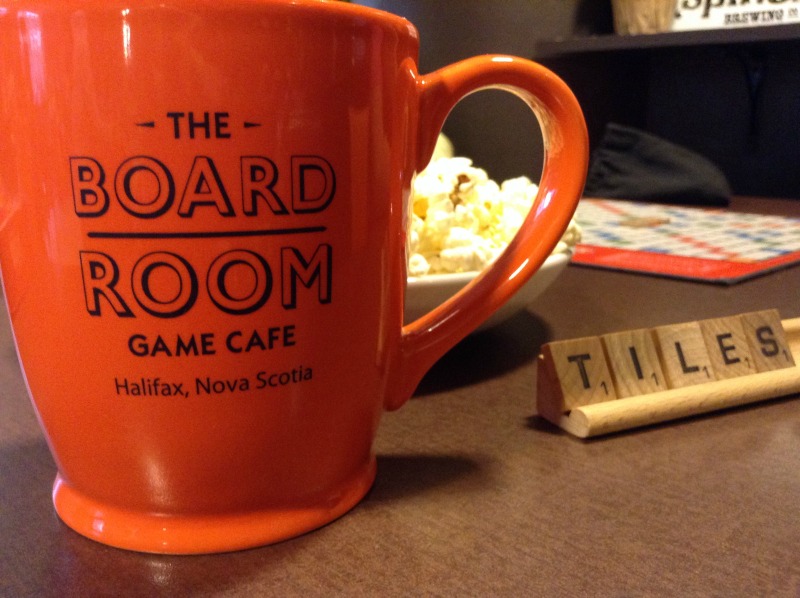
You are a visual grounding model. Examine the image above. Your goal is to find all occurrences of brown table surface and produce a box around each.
[2,197,799,597]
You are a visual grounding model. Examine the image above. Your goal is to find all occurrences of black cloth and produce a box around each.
[584,123,731,206]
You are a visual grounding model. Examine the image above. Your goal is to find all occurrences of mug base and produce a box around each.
[51,458,377,554]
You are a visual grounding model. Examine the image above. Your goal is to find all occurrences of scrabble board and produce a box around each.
[572,199,800,284]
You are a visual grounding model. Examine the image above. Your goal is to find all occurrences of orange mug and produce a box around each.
[0,0,587,553]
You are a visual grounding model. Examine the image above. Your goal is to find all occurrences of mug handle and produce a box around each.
[385,55,589,411]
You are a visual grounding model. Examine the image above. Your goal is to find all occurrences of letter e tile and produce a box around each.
[699,316,756,379]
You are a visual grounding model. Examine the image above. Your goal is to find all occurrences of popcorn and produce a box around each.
[408,155,581,276]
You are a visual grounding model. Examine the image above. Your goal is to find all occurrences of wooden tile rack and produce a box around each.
[536,310,800,438]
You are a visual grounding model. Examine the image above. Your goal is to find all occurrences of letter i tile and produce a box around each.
[601,328,666,398]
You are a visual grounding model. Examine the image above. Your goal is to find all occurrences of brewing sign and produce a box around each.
[672,0,800,30]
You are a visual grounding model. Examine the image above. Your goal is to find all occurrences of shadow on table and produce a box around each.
[367,453,487,504]
[413,310,551,396]
[525,414,565,436]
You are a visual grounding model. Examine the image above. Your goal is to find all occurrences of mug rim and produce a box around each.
[0,0,418,35]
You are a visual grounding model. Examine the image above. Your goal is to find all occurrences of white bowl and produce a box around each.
[404,251,571,332]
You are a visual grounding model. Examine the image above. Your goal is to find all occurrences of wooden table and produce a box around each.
[2,198,799,596]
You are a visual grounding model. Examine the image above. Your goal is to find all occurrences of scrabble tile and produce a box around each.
[601,328,667,398]
[537,336,617,419]
[699,316,756,379]
[739,309,796,371]
[651,321,716,389]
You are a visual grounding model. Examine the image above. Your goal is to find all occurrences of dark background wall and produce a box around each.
[359,1,600,183]
[359,1,800,199]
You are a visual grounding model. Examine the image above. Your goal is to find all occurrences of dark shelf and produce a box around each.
[535,23,800,58]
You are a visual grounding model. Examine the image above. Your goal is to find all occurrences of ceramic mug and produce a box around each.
[0,0,588,553]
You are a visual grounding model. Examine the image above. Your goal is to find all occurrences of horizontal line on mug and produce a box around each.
[86,227,327,240]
